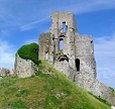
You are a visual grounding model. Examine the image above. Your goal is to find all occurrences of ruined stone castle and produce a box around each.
[39,12,115,105]
[39,12,96,89]
[0,12,114,106]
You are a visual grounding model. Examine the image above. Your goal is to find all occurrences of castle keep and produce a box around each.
[39,12,96,90]
[39,12,115,105]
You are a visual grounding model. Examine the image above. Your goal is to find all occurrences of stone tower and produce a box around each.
[39,12,96,89]
[39,12,115,105]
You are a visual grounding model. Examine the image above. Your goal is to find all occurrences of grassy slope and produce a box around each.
[0,61,111,109]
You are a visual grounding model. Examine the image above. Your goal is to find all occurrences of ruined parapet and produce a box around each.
[50,12,77,35]
[0,68,14,78]
[39,33,51,61]
[91,80,115,105]
[15,54,38,78]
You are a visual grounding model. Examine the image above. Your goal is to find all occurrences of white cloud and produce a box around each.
[94,33,115,88]
[24,39,37,45]
[0,40,15,68]
[20,16,50,31]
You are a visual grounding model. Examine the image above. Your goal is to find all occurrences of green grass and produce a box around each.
[0,61,111,109]
[17,43,39,65]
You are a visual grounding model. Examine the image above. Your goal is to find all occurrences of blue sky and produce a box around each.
[0,0,115,88]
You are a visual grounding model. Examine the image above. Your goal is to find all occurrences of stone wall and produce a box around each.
[91,79,115,105]
[0,68,14,78]
[75,35,96,74]
[15,54,38,78]
[39,33,51,61]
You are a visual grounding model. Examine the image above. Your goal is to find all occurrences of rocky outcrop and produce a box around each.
[15,54,38,78]
[0,68,14,78]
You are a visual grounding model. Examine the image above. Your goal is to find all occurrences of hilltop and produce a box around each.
[0,43,111,109]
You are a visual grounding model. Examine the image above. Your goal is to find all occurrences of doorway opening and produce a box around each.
[75,58,80,71]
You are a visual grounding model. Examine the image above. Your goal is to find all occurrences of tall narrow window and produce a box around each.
[59,39,64,50]
[62,22,67,32]
[45,52,48,60]
[75,59,80,71]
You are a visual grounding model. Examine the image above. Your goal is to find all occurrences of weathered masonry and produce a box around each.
[39,12,115,106]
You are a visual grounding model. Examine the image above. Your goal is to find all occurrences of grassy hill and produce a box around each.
[0,60,111,109]
[0,43,111,109]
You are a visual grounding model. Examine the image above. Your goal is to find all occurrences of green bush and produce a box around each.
[17,43,39,65]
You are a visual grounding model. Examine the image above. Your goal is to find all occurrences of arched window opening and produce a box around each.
[62,22,67,32]
[59,55,69,63]
[75,59,80,71]
[59,39,64,50]
[64,60,68,64]
[59,35,65,38]
[91,40,93,43]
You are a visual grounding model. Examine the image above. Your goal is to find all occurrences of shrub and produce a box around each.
[17,43,39,65]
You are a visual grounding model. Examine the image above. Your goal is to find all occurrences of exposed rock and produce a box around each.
[0,68,13,77]
[39,12,115,106]
[111,106,115,109]
[15,54,38,78]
